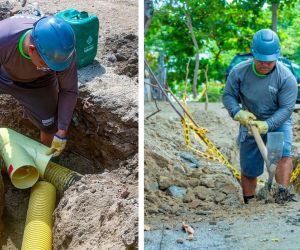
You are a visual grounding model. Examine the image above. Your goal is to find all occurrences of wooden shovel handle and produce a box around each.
[250,125,268,164]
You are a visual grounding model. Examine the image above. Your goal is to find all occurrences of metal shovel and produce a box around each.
[250,125,284,191]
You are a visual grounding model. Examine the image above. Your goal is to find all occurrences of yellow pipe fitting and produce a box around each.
[0,128,82,191]
[0,128,51,189]
[4,143,39,189]
[21,181,56,250]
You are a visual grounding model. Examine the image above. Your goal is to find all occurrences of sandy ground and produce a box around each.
[144,101,300,249]
[0,0,138,249]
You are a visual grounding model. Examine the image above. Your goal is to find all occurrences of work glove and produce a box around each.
[233,110,256,126]
[249,120,268,134]
[46,135,67,157]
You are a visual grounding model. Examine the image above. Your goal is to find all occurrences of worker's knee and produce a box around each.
[276,157,293,174]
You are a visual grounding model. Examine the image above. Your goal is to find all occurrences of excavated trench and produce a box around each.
[0,70,138,249]
[0,0,138,249]
[0,27,138,250]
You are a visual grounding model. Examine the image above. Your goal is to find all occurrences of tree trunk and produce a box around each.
[184,0,200,99]
[272,3,278,32]
[144,0,153,35]
[204,64,209,111]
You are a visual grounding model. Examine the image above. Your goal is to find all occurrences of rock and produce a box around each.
[185,162,198,168]
[180,152,200,167]
[173,179,189,188]
[194,186,212,201]
[145,181,159,192]
[214,192,226,203]
[115,53,127,61]
[189,200,202,209]
[167,185,187,198]
[173,164,186,174]
[183,189,195,203]
[176,238,184,244]
[188,178,200,187]
[187,169,203,178]
[144,224,151,231]
[124,34,136,40]
[158,208,167,214]
[158,176,172,190]
[200,178,215,188]
[219,183,238,195]
[146,206,158,214]
[195,210,212,216]
[107,54,117,63]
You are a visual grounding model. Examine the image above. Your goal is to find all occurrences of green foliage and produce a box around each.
[199,85,224,102]
[145,0,300,98]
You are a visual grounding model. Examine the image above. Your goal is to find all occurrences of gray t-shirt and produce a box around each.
[222,59,297,131]
[0,15,78,131]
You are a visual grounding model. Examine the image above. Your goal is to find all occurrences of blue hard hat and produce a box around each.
[31,16,75,71]
[251,29,281,62]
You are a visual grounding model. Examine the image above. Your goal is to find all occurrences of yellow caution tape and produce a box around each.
[291,162,300,183]
[181,117,242,181]
[194,86,207,101]
[181,111,268,184]
[207,83,225,87]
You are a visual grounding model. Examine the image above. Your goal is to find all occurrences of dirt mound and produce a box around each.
[0,1,13,19]
[53,167,138,250]
[144,102,243,220]
[145,102,300,221]
[103,33,138,78]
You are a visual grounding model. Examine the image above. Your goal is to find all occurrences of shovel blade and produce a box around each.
[266,132,284,190]
[267,132,284,164]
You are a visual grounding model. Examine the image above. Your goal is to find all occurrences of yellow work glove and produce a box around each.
[249,120,269,134]
[46,135,67,157]
[233,110,256,126]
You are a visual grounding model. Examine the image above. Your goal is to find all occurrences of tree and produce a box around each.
[145,0,300,98]
[184,0,200,98]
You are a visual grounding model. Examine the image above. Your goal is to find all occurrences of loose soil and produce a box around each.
[144,102,300,249]
[0,0,138,249]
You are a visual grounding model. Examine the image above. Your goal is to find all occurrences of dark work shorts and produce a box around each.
[0,73,59,134]
[239,118,292,178]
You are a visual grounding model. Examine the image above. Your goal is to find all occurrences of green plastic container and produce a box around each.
[55,9,99,68]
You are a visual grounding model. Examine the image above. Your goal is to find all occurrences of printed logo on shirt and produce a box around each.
[268,86,278,95]
[42,117,55,127]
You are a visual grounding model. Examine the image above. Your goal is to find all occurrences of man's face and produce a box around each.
[28,45,50,71]
[254,59,276,74]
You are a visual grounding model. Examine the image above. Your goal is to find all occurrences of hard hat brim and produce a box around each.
[252,52,280,62]
[43,54,73,71]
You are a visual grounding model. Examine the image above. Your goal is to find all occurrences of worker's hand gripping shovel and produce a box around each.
[250,125,283,191]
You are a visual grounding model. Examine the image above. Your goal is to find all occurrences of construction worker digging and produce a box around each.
[223,29,297,204]
[0,15,77,225]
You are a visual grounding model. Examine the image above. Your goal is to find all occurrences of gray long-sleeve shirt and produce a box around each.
[222,59,297,131]
[0,15,78,131]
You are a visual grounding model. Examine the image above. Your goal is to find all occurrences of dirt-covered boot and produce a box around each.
[272,184,297,204]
